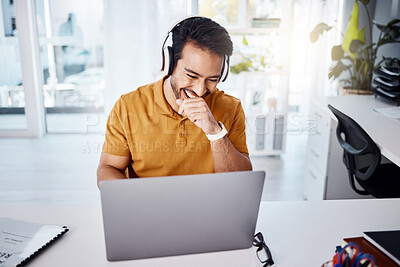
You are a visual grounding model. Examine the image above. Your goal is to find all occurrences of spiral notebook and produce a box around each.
[0,217,69,267]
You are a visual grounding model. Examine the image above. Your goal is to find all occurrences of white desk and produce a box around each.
[326,95,400,167]
[304,95,400,200]
[1,199,399,266]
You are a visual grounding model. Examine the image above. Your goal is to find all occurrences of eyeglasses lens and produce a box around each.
[256,246,269,262]
[253,232,274,266]
[253,232,264,245]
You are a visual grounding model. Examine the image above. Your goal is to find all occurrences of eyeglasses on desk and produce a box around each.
[253,232,274,266]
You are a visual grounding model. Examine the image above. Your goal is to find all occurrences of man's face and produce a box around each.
[170,43,224,101]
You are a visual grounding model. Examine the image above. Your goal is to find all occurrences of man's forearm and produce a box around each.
[210,136,252,172]
[97,165,127,187]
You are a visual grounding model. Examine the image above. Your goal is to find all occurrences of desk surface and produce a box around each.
[323,95,400,166]
[1,199,399,267]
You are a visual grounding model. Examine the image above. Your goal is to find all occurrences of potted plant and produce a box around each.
[230,35,279,74]
[310,0,400,94]
[229,35,282,112]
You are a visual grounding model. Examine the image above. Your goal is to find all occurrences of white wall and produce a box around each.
[104,0,187,113]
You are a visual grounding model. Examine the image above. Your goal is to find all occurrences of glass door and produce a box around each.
[35,0,105,133]
[0,0,27,131]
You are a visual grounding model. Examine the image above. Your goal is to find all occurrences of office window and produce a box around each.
[35,0,104,133]
[0,0,27,130]
[199,0,241,28]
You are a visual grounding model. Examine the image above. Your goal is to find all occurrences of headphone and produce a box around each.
[160,16,230,82]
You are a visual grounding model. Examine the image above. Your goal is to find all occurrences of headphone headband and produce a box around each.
[160,16,203,57]
[160,16,230,82]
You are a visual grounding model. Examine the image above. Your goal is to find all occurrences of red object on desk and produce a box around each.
[343,237,399,267]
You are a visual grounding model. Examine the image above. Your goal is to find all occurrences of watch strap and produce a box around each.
[206,121,228,141]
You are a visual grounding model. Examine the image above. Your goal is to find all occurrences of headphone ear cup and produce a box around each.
[162,46,174,75]
[220,56,229,82]
[162,46,171,74]
[167,46,174,76]
[161,47,166,72]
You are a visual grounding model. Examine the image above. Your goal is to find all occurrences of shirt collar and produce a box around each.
[154,76,175,116]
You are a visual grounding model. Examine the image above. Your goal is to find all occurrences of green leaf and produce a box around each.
[343,56,354,61]
[342,1,364,58]
[388,26,400,39]
[331,45,344,60]
[358,27,366,42]
[329,61,348,80]
[349,39,364,54]
[376,19,400,42]
[374,22,387,32]
[309,23,333,43]
[387,19,400,27]
[377,39,400,47]
[242,35,248,46]
[230,57,254,74]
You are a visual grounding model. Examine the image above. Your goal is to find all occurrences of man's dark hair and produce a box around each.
[171,17,233,71]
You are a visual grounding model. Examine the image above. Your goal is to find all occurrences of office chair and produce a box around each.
[328,104,400,198]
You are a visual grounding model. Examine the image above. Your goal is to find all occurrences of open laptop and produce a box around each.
[99,170,265,261]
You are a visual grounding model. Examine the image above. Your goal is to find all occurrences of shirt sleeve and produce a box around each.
[102,97,131,156]
[227,101,249,155]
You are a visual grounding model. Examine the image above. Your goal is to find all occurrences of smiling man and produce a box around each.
[97,17,252,184]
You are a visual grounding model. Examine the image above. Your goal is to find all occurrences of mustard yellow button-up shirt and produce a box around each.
[103,76,248,177]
